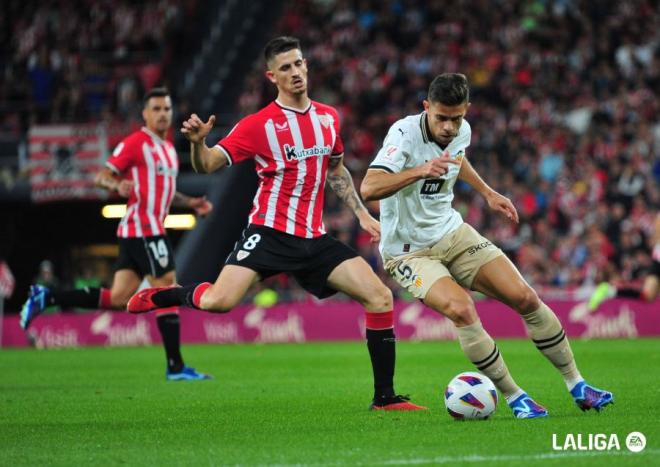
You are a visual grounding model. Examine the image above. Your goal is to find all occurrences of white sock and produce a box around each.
[566,376,585,391]
[505,388,526,404]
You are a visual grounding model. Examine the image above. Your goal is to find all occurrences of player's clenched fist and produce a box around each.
[117,179,134,198]
[181,113,216,143]
[417,152,460,179]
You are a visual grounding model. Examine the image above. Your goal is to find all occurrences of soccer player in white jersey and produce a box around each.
[361,73,613,418]
[127,37,425,411]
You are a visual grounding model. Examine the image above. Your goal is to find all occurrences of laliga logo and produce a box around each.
[625,432,647,453]
[552,432,646,452]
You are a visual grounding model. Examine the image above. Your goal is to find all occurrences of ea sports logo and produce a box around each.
[625,432,646,453]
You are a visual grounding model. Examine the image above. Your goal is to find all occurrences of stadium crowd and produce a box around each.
[2,0,659,303]
[0,0,195,135]
[238,0,660,300]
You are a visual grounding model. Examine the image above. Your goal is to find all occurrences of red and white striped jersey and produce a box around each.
[216,100,344,238]
[106,127,178,238]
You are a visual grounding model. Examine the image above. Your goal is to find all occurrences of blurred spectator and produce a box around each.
[34,260,59,290]
[73,264,102,291]
[0,0,195,131]
[33,260,60,313]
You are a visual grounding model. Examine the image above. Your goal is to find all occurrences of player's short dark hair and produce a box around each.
[427,73,469,106]
[264,36,301,65]
[143,87,170,107]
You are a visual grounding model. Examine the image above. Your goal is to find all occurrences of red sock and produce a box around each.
[99,288,112,309]
[192,282,212,309]
[155,306,179,316]
[365,310,394,330]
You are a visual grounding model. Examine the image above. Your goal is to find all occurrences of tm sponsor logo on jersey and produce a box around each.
[420,178,446,195]
[283,144,332,161]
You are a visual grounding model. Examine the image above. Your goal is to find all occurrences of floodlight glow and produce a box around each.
[101,204,127,218]
[101,206,196,230]
[164,214,196,230]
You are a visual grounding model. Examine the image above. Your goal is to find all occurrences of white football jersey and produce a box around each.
[369,112,471,259]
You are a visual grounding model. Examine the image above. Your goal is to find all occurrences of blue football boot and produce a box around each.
[571,381,613,412]
[508,393,549,419]
[166,366,213,381]
[20,285,51,330]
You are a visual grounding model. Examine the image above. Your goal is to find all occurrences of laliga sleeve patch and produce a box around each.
[384,144,398,159]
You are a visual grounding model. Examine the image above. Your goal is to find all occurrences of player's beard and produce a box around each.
[435,134,455,145]
[291,79,306,94]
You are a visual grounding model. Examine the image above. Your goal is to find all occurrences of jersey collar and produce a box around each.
[275,99,312,115]
[420,112,430,143]
[420,112,448,150]
[141,126,165,143]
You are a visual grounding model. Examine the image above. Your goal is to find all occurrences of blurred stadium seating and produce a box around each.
[0,0,658,311]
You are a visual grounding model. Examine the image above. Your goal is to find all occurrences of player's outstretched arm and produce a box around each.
[458,156,519,223]
[181,113,227,174]
[95,167,134,197]
[171,192,213,217]
[327,156,380,242]
[361,153,458,201]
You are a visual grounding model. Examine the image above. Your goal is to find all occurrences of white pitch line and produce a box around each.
[380,448,660,465]
[261,449,660,467]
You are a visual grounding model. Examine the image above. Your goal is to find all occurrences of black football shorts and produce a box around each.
[225,224,358,298]
[116,235,175,278]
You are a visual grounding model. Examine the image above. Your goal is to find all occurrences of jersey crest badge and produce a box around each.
[236,250,250,261]
[318,114,332,129]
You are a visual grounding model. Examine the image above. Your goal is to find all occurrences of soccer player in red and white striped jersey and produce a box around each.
[106,125,178,239]
[128,37,425,410]
[21,88,213,381]
[215,97,343,238]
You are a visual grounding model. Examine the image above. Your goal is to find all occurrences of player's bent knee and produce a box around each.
[363,284,393,312]
[446,299,478,327]
[511,287,540,313]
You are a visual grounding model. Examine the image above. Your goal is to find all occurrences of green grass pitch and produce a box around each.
[1,339,658,466]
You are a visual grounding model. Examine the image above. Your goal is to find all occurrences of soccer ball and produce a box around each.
[444,372,498,420]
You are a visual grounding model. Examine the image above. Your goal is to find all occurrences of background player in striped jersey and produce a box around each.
[127,37,424,410]
[21,88,213,381]
[361,73,613,418]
